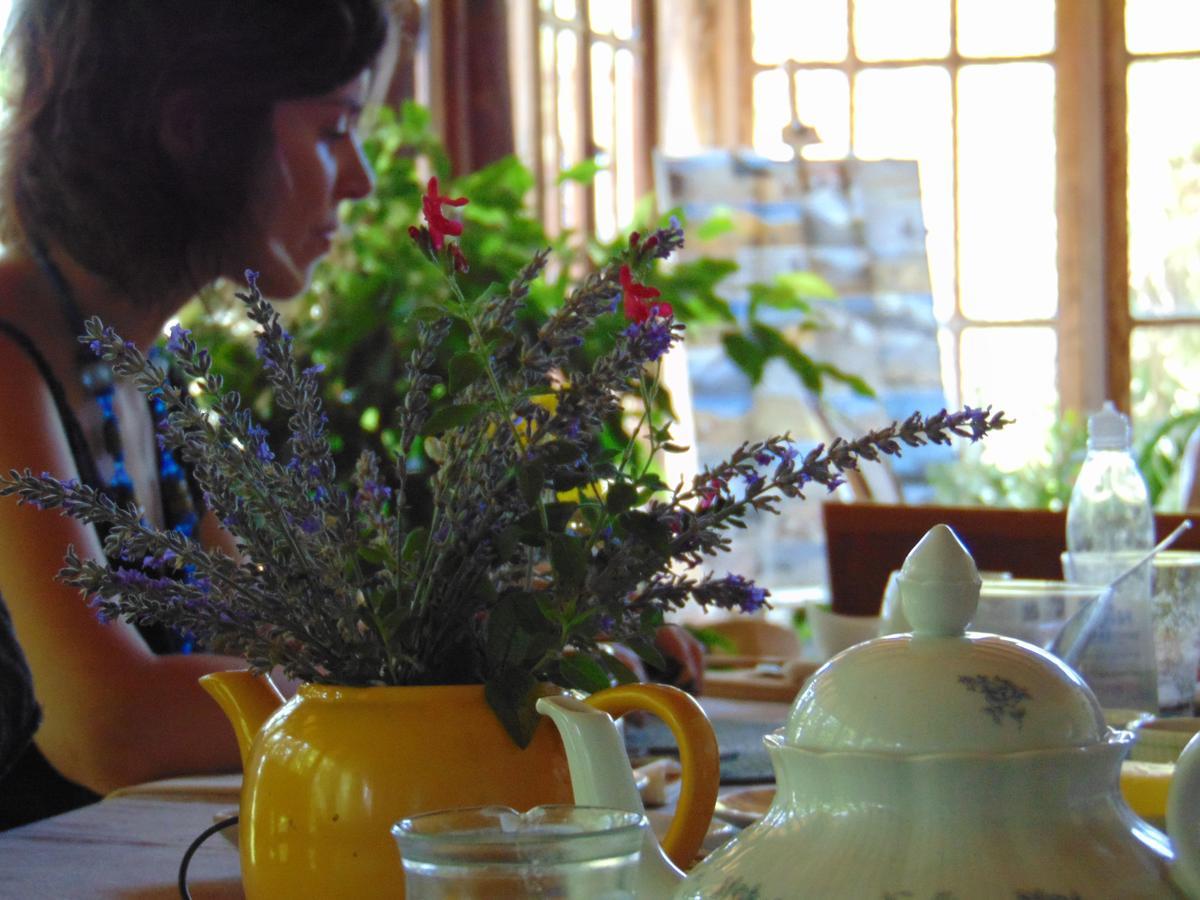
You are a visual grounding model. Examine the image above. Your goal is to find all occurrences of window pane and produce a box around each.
[794,69,851,160]
[959,326,1058,471]
[1126,0,1200,54]
[853,67,955,322]
[553,0,577,19]
[752,69,795,161]
[1128,59,1200,318]
[854,0,950,62]
[591,41,616,241]
[957,62,1057,321]
[591,42,614,151]
[590,0,633,40]
[614,47,636,228]
[1131,326,1200,488]
[956,0,1055,58]
[752,0,847,64]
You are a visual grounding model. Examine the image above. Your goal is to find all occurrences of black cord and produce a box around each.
[178,814,238,899]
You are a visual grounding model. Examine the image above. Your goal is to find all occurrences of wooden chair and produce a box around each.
[821,502,1200,617]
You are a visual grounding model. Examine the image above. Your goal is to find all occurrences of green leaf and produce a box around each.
[557,653,613,693]
[447,351,487,395]
[485,601,531,669]
[624,634,666,672]
[357,543,389,565]
[596,651,640,686]
[548,533,588,594]
[720,332,766,385]
[420,403,483,435]
[542,501,578,534]
[696,210,737,241]
[518,460,546,505]
[484,668,540,748]
[779,344,822,392]
[775,270,837,301]
[556,157,606,185]
[401,527,428,563]
[605,481,637,515]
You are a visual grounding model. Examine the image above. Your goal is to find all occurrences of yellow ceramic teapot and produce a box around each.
[200,672,719,899]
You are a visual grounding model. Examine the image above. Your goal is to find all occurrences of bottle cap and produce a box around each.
[1088,400,1131,450]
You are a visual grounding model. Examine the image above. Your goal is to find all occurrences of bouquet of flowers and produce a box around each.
[1,179,1008,743]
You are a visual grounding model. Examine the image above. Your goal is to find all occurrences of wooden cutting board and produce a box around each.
[702,659,820,703]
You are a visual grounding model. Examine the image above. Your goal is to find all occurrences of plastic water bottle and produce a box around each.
[1064,401,1160,712]
[1066,401,1154,555]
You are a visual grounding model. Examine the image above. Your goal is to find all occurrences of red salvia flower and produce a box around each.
[620,265,671,323]
[421,176,468,251]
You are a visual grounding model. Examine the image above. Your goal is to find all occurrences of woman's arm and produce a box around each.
[0,346,244,794]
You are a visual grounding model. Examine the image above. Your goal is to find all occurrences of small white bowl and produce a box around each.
[1131,717,1200,764]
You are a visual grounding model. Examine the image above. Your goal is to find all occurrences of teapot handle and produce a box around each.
[586,682,720,869]
[1167,731,1200,897]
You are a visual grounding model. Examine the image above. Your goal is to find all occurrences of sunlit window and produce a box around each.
[1125,6,1200,477]
[750,0,1060,474]
[529,0,652,243]
[746,1,1200,505]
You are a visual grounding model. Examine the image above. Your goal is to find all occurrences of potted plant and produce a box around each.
[0,181,1008,898]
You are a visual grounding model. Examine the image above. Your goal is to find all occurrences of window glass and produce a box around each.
[752,0,847,65]
[956,0,1055,58]
[957,62,1057,321]
[614,46,636,227]
[1126,0,1200,54]
[1132,325,1200,429]
[752,68,795,161]
[1131,325,1200,508]
[590,0,634,40]
[1127,59,1200,319]
[793,69,851,161]
[960,326,1058,470]
[854,0,950,62]
[853,67,956,322]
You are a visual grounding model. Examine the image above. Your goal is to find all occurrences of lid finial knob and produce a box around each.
[897,524,981,637]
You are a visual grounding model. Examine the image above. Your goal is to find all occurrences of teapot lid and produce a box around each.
[785,524,1108,754]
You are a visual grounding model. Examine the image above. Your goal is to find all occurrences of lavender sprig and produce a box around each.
[0,208,1011,745]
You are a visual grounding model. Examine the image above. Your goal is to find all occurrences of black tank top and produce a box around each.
[0,319,191,829]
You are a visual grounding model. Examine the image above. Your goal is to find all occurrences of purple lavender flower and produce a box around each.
[245,269,259,290]
[726,573,767,613]
[247,424,274,462]
[166,324,190,355]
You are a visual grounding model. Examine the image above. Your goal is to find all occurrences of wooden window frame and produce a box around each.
[513,0,658,240]
[725,0,1198,423]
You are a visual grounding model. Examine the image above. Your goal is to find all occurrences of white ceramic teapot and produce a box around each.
[541,524,1200,899]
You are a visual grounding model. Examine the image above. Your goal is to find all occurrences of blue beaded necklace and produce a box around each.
[32,240,200,649]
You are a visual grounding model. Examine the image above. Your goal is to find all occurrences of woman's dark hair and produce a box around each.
[0,1,391,301]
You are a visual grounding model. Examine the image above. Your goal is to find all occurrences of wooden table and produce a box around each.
[0,698,788,898]
[0,775,244,898]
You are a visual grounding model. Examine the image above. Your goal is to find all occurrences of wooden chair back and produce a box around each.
[821,502,1200,617]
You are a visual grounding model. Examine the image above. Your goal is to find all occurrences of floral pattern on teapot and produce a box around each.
[958,674,1031,727]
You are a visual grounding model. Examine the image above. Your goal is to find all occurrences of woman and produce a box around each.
[0,0,391,827]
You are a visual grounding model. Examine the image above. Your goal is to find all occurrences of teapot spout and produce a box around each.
[199,670,285,768]
[537,694,686,897]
